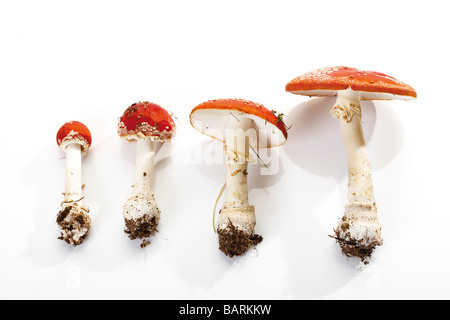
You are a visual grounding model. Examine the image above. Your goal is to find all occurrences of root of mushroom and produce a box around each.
[124,215,159,240]
[217,217,262,258]
[56,204,91,246]
[331,234,378,265]
[331,203,383,264]
[122,193,161,240]
[217,205,262,257]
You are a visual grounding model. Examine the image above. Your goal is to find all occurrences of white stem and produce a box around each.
[224,159,249,207]
[132,137,155,195]
[331,88,382,259]
[224,116,252,208]
[340,113,375,203]
[123,137,160,239]
[331,88,375,204]
[217,115,260,255]
[64,143,83,203]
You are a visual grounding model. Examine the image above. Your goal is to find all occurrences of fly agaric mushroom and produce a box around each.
[286,66,416,264]
[190,98,288,257]
[118,101,176,242]
[56,121,92,246]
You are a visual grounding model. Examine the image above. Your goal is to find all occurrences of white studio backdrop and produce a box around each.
[0,0,448,299]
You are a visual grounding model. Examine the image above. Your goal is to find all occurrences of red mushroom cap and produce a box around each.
[56,121,92,154]
[118,101,176,142]
[286,66,417,100]
[190,98,288,148]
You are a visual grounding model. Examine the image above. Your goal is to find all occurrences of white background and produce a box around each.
[0,0,448,300]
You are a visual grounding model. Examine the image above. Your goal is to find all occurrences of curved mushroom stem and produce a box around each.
[57,143,91,246]
[217,116,262,257]
[123,137,161,240]
[330,88,383,264]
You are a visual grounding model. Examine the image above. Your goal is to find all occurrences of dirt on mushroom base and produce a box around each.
[124,215,158,240]
[217,218,263,257]
[330,228,381,265]
[56,204,91,246]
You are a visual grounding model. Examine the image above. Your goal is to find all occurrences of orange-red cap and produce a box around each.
[118,101,176,142]
[286,66,417,100]
[56,121,92,154]
[190,98,288,148]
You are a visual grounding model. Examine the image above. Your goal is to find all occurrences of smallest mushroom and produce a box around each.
[56,121,92,246]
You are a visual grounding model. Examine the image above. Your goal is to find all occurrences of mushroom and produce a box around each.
[285,66,417,264]
[118,101,176,242]
[190,98,288,257]
[56,120,92,246]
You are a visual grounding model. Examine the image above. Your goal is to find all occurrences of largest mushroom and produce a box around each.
[190,98,288,257]
[118,101,176,243]
[285,66,416,264]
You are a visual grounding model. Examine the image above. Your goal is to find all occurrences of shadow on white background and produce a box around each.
[284,97,404,179]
